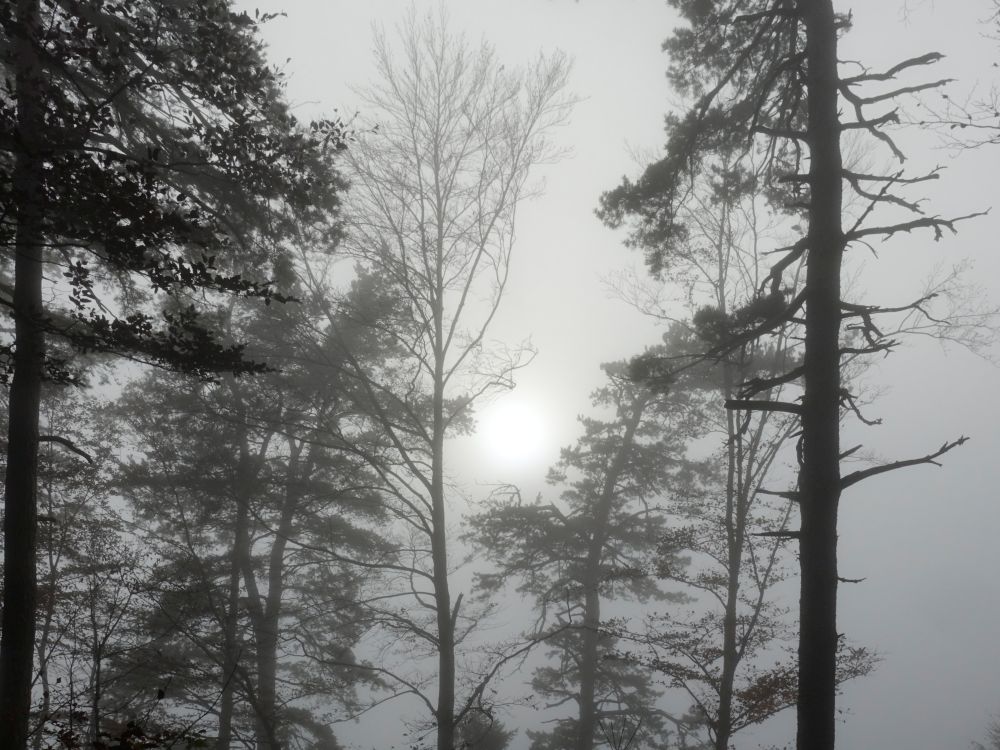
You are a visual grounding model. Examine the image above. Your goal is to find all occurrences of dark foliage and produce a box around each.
[0,0,346,378]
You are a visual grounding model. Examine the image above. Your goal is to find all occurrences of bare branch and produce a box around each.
[840,52,945,85]
[840,436,969,490]
[846,211,987,242]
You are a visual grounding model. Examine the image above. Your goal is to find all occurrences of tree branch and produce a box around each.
[840,436,968,490]
[725,399,803,415]
[38,434,94,464]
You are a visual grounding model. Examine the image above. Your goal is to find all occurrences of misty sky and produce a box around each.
[234,1,1000,748]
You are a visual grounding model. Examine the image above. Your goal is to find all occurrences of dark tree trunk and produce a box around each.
[797,1,844,749]
[0,1,47,745]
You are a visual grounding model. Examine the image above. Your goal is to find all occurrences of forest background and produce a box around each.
[261,3,1000,746]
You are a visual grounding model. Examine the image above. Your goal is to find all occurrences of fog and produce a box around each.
[7,1,1000,749]
[247,2,1000,747]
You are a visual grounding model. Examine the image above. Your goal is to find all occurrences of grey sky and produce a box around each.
[236,1,1000,748]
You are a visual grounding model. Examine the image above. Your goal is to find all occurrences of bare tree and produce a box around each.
[302,8,573,749]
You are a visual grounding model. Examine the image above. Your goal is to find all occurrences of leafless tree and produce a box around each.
[301,8,573,749]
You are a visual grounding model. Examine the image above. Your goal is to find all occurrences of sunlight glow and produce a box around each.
[476,398,547,468]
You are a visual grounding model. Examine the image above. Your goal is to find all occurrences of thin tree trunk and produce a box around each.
[797,1,844,748]
[88,586,102,747]
[253,440,306,750]
[34,474,59,750]
[577,586,601,750]
[231,441,280,750]
[713,205,738,750]
[217,515,244,750]
[576,401,644,750]
[0,1,46,745]
[716,390,740,750]
[224,385,278,748]
[714,225,738,747]
[429,204,457,750]
[432,375,456,750]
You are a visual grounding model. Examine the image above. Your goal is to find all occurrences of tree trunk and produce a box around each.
[232,428,282,750]
[714,335,741,750]
[432,376,456,750]
[576,401,644,750]
[797,1,844,749]
[88,589,102,747]
[223,385,281,748]
[253,439,305,750]
[714,209,738,750]
[217,508,245,750]
[716,406,740,750]
[0,1,47,745]
[576,585,601,750]
[34,477,59,750]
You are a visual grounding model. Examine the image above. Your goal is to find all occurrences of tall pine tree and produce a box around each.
[600,2,975,747]
[469,362,703,750]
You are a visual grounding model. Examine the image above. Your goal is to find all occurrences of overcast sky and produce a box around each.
[235,1,1000,748]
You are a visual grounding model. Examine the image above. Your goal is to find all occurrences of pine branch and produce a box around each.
[725,399,803,415]
[840,436,968,490]
[842,78,952,105]
[846,211,987,242]
[842,169,941,184]
[752,530,800,539]
[840,52,945,85]
[757,488,801,502]
[38,434,94,464]
[738,365,806,399]
[753,124,809,141]
[839,444,863,459]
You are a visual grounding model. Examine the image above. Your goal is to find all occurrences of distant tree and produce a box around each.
[455,710,515,750]
[297,8,572,749]
[468,362,703,750]
[29,390,150,749]
[612,158,810,749]
[599,2,979,748]
[973,713,1000,750]
[114,295,383,749]
[0,2,344,743]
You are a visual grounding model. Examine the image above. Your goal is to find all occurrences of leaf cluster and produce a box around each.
[1,0,346,380]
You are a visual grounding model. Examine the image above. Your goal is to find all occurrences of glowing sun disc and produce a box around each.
[477,399,546,467]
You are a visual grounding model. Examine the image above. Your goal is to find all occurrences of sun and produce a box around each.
[476,397,547,468]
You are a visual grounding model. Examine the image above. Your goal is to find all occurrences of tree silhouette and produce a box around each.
[469,362,703,750]
[600,2,977,747]
[0,2,345,743]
